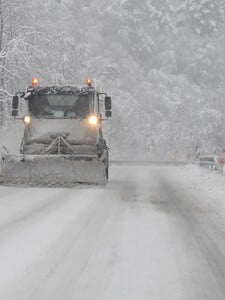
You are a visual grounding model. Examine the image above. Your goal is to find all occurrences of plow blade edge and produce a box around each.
[1,155,106,186]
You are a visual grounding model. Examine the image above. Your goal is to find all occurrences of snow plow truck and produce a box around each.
[0,78,112,185]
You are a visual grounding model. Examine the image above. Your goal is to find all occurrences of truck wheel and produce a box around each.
[105,165,109,180]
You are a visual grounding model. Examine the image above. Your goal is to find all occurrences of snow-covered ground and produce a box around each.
[0,164,225,300]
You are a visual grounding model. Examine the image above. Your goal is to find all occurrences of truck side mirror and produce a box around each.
[105,96,112,118]
[105,96,112,110]
[105,111,112,118]
[12,95,19,116]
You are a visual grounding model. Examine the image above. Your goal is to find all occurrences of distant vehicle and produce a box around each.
[1,78,112,185]
[218,149,225,165]
[198,154,218,170]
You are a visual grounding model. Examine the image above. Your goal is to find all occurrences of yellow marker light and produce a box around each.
[88,115,98,125]
[32,77,39,86]
[23,115,31,125]
[86,78,92,87]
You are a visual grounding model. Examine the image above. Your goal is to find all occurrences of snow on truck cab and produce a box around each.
[2,78,112,185]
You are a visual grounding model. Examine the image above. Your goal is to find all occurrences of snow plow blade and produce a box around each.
[1,155,106,186]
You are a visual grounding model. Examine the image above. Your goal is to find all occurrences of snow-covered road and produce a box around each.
[0,164,225,300]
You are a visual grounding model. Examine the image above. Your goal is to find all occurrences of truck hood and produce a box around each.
[25,119,98,145]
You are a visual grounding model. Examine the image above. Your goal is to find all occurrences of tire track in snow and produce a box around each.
[0,188,87,241]
[0,188,117,300]
[158,176,225,299]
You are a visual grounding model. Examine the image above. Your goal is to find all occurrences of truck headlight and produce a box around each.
[88,115,98,126]
[23,115,31,125]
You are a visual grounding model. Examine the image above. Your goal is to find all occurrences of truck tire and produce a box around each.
[105,165,109,180]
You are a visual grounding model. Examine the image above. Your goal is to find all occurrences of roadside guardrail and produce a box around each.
[110,160,188,166]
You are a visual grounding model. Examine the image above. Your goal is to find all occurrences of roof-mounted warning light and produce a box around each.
[86,79,92,87]
[32,77,39,87]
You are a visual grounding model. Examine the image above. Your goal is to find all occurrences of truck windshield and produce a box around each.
[28,94,93,118]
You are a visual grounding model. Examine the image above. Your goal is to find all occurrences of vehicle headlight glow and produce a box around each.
[88,115,98,126]
[23,115,31,125]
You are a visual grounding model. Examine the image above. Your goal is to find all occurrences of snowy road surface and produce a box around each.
[0,164,225,300]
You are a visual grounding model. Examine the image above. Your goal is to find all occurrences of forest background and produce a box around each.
[1,0,225,160]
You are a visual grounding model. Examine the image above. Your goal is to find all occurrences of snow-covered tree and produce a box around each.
[1,0,225,159]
